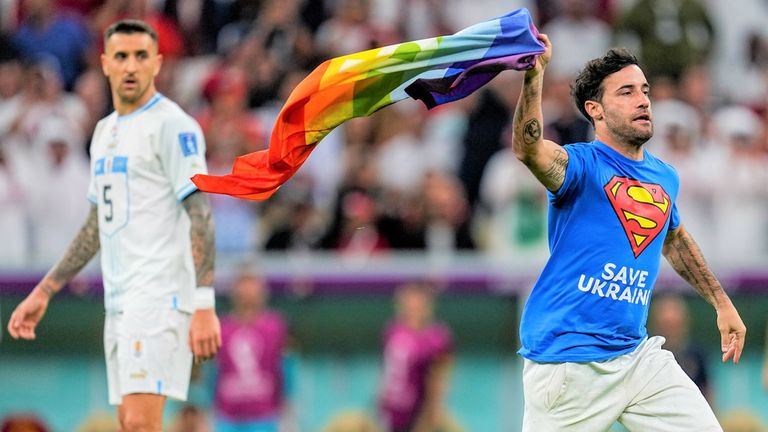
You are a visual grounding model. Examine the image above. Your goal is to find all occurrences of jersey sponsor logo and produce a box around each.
[603,175,670,258]
[178,132,198,156]
[129,368,148,380]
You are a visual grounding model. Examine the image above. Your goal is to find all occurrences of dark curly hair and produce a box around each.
[571,48,640,125]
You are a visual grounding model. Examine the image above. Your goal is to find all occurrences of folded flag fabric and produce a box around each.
[191,8,544,200]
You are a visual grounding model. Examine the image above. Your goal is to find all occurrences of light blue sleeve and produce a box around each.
[158,114,208,201]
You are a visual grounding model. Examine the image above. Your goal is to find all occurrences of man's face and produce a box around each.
[101,32,161,107]
[598,65,653,146]
[397,286,433,326]
[233,276,267,312]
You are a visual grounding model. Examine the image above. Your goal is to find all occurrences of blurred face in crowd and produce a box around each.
[396,284,434,329]
[101,32,162,114]
[651,295,689,348]
[587,65,653,147]
[232,274,268,316]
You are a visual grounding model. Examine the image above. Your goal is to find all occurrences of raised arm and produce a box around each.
[512,34,568,192]
[182,190,221,362]
[662,225,746,363]
[7,204,100,339]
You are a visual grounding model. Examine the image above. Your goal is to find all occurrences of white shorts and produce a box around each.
[104,308,193,405]
[522,336,722,432]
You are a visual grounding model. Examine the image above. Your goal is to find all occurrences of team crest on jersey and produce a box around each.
[133,340,143,358]
[603,176,671,258]
[178,132,198,156]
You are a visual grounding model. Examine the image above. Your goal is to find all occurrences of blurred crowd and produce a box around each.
[1,0,768,270]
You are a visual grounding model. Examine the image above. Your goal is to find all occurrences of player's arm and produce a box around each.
[512,33,567,192]
[662,225,746,363]
[183,190,221,362]
[412,353,453,432]
[7,204,100,339]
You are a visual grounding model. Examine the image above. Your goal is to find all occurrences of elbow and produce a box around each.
[512,136,535,165]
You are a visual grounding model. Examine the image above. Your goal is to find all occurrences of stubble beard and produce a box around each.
[116,80,150,106]
[606,115,653,148]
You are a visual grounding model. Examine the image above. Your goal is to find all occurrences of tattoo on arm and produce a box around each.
[45,205,101,296]
[523,119,541,145]
[183,190,216,287]
[663,228,724,307]
[540,148,568,187]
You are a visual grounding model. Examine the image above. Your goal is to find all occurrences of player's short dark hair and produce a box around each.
[571,48,640,124]
[103,19,158,47]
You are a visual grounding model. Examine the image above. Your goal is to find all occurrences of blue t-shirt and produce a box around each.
[518,140,680,362]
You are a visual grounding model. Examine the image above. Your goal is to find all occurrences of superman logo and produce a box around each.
[603,176,671,258]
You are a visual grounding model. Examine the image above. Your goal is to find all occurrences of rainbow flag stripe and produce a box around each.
[192,8,544,200]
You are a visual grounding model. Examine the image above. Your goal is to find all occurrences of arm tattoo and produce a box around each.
[183,190,216,287]
[523,119,541,145]
[46,205,100,295]
[663,228,724,307]
[540,148,568,186]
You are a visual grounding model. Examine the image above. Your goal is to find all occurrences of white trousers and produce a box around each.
[522,336,721,432]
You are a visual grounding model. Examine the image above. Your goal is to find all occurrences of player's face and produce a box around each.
[598,65,653,146]
[101,32,162,108]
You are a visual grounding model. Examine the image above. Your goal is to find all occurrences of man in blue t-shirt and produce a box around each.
[512,34,746,431]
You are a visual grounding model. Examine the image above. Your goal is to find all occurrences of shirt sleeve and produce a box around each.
[86,123,104,204]
[548,143,587,205]
[668,164,681,230]
[669,202,680,231]
[87,159,98,204]
[158,114,208,201]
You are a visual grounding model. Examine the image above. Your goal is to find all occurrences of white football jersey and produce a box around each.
[87,93,207,313]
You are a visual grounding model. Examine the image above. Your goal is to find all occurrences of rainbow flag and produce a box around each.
[192,8,544,200]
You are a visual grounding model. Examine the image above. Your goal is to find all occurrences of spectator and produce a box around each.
[315,0,377,57]
[374,102,431,196]
[649,99,716,252]
[615,0,715,80]
[21,115,90,267]
[12,0,91,90]
[479,147,549,258]
[0,143,28,269]
[2,58,88,159]
[422,171,475,253]
[542,0,612,78]
[198,67,265,172]
[542,74,593,144]
[709,106,768,263]
[321,188,390,256]
[0,33,23,105]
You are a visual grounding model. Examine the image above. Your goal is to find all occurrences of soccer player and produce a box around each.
[512,34,746,431]
[378,282,454,432]
[213,270,289,432]
[7,20,221,432]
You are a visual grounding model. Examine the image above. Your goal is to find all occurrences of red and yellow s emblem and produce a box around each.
[604,176,671,258]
